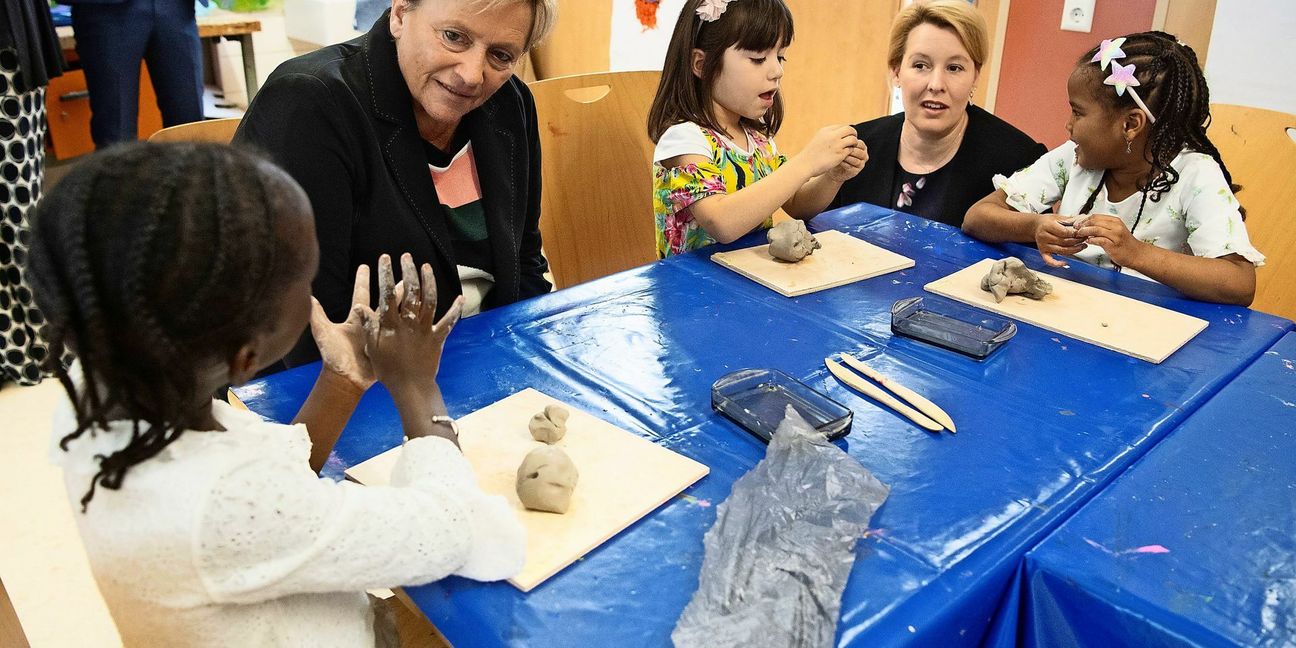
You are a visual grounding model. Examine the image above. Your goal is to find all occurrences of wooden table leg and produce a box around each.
[237,34,259,99]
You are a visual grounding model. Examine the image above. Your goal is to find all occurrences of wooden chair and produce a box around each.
[147,117,242,144]
[529,71,660,288]
[1208,105,1296,321]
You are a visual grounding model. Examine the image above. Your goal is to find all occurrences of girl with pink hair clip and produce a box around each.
[647,0,868,257]
[964,31,1264,305]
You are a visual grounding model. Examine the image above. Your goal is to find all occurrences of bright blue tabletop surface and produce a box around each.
[234,203,1292,647]
[1018,331,1296,648]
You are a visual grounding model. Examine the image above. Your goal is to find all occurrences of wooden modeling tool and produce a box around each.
[836,355,956,433]
[824,356,944,432]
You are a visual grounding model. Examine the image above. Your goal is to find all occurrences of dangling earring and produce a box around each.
[1125,138,1132,154]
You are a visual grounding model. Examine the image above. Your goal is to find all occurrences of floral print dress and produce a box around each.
[993,140,1264,278]
[652,122,786,258]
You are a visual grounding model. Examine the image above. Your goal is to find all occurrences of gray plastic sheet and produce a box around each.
[673,406,891,648]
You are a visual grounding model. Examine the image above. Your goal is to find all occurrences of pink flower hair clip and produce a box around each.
[1091,38,1157,123]
[696,0,735,22]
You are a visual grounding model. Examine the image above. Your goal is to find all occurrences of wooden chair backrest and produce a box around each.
[529,71,660,288]
[147,118,241,144]
[1208,104,1296,320]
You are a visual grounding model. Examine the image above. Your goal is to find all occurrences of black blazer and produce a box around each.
[234,15,550,365]
[831,104,1045,227]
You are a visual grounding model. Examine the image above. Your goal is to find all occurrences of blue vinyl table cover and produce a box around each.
[1016,332,1296,647]
[234,204,1292,647]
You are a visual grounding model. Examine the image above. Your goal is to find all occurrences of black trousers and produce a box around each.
[70,0,203,147]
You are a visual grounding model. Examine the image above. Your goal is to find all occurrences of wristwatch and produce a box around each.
[429,415,459,438]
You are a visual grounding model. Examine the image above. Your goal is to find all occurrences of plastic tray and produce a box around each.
[891,296,1016,359]
[711,369,853,443]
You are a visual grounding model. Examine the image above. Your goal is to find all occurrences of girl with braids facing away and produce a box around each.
[963,32,1264,305]
[27,143,524,646]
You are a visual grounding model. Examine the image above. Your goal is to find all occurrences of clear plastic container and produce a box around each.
[890,296,1016,359]
[711,369,853,443]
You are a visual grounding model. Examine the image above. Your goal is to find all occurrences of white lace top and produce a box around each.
[51,394,524,647]
[993,140,1264,279]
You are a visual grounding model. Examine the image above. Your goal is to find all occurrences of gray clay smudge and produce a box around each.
[516,445,579,514]
[528,405,569,443]
[980,257,1053,303]
[767,220,821,262]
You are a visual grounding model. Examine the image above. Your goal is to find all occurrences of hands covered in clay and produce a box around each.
[825,139,869,184]
[310,265,377,390]
[1032,215,1088,267]
[309,254,463,441]
[796,125,863,178]
[1073,214,1146,269]
[366,253,464,399]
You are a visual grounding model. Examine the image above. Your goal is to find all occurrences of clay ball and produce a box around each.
[516,446,579,514]
[528,405,570,443]
[767,220,821,262]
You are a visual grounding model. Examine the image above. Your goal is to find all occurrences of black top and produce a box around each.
[234,12,550,366]
[831,104,1046,227]
[0,0,65,92]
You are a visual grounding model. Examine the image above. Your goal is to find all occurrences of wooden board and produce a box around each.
[710,230,915,297]
[345,389,709,592]
[924,258,1209,363]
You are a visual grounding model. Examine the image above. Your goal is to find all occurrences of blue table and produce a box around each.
[1014,332,1296,647]
[235,204,1292,647]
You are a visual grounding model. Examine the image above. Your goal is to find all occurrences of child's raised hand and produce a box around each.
[309,264,377,391]
[1075,215,1147,268]
[1033,216,1089,267]
[826,140,869,183]
[366,254,464,399]
[798,125,860,177]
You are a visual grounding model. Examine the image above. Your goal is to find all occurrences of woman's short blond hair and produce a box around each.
[483,0,558,51]
[408,0,558,51]
[887,0,988,71]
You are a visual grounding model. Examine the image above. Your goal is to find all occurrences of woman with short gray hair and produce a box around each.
[237,0,558,366]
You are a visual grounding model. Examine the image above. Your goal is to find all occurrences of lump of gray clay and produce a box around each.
[980,257,1053,303]
[528,405,570,443]
[516,445,579,514]
[767,220,821,262]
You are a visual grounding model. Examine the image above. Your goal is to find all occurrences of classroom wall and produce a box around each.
[994,0,1158,148]
[533,0,897,154]
[532,0,1011,155]
[1205,0,1296,115]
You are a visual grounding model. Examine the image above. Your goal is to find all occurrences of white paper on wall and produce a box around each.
[1205,0,1296,114]
[609,0,689,72]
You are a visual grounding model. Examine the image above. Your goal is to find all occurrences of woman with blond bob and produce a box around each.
[829,0,1044,226]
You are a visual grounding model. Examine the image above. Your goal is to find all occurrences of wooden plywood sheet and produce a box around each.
[924,258,1208,363]
[711,230,915,297]
[346,388,709,592]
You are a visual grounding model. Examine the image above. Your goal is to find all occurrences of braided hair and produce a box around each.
[27,142,315,510]
[1075,31,1240,220]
